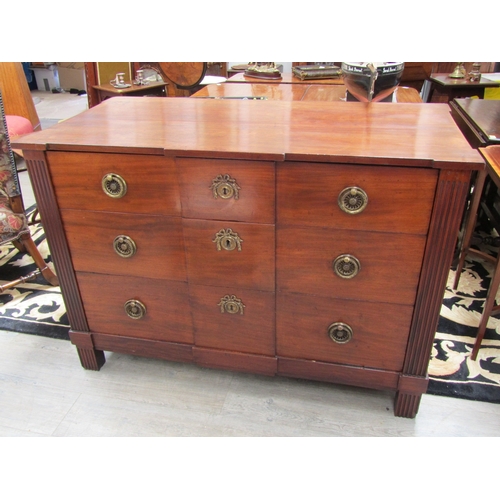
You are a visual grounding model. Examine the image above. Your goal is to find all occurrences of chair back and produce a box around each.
[0,90,22,198]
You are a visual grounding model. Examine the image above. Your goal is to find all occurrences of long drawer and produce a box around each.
[276,292,413,372]
[47,151,181,215]
[177,157,275,223]
[61,209,187,281]
[76,272,194,344]
[277,162,437,234]
[277,226,427,305]
[190,284,275,356]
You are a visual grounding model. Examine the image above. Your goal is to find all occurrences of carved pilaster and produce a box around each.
[404,168,472,378]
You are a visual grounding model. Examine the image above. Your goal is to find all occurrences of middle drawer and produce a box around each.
[61,209,187,282]
[183,219,275,292]
[277,226,427,305]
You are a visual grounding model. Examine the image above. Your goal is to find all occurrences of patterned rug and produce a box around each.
[1,211,499,403]
[0,210,69,340]
[428,232,500,404]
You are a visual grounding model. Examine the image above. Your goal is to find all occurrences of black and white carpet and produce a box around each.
[1,213,499,403]
[0,215,69,340]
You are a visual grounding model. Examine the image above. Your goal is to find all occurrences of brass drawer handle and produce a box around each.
[333,254,361,279]
[102,173,127,198]
[218,294,245,314]
[210,174,240,200]
[328,322,353,344]
[338,187,368,214]
[213,228,243,251]
[124,299,147,320]
[113,235,137,258]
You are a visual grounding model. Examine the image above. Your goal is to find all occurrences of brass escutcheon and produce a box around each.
[218,294,245,314]
[332,254,361,279]
[327,322,353,344]
[210,174,240,200]
[213,228,243,251]
[102,173,127,199]
[338,186,368,214]
[124,299,146,320]
[113,235,137,258]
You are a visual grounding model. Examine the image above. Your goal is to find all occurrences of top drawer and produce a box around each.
[277,162,438,234]
[46,152,181,215]
[177,158,275,223]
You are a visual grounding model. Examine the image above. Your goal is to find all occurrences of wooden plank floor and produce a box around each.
[1,330,499,437]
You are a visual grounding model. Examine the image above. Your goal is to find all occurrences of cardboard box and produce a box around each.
[57,65,87,91]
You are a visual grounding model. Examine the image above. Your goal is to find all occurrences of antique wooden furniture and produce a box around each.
[426,73,500,103]
[92,81,168,105]
[0,92,58,291]
[454,146,500,360]
[13,97,483,418]
[192,83,422,102]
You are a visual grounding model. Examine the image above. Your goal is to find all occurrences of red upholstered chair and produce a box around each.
[5,114,34,139]
[0,90,58,291]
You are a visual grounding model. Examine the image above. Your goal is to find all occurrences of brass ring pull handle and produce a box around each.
[213,228,243,251]
[218,294,245,314]
[113,235,137,258]
[210,174,241,200]
[333,254,361,279]
[338,187,368,214]
[124,299,147,320]
[328,322,353,344]
[102,173,127,199]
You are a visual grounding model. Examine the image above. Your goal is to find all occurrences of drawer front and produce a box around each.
[190,284,275,356]
[277,162,437,234]
[183,219,275,291]
[77,273,193,343]
[47,151,181,215]
[276,293,413,371]
[277,226,426,305]
[177,158,275,223]
[61,209,187,281]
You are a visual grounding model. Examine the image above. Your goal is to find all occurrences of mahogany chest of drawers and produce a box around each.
[14,97,483,418]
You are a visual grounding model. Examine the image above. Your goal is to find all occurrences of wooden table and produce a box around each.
[192,83,423,103]
[227,72,344,85]
[427,73,500,102]
[92,81,168,105]
[450,98,500,149]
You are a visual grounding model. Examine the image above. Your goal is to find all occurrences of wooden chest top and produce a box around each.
[13,97,483,169]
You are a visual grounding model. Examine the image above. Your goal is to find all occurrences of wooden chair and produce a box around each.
[0,90,58,292]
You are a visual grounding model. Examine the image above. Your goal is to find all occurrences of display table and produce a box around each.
[92,81,168,105]
[427,73,500,102]
[192,83,422,102]
[13,97,482,418]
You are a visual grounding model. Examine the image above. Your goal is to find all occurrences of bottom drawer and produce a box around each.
[190,284,275,356]
[276,293,413,371]
[77,273,194,344]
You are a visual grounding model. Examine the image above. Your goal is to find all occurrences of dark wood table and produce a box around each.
[450,98,500,148]
[92,81,168,105]
[427,73,500,102]
[192,83,422,103]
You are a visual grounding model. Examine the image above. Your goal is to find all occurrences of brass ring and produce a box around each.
[327,322,353,344]
[102,173,127,199]
[338,187,368,214]
[332,254,361,279]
